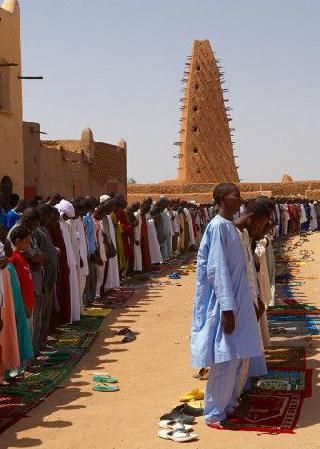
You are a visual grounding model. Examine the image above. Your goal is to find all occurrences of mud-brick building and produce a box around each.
[23,124,127,199]
[0,0,127,200]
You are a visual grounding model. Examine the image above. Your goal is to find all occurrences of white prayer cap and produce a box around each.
[100,194,110,204]
[55,199,75,218]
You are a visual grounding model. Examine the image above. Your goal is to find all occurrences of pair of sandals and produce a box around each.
[158,424,198,443]
[117,327,137,343]
[92,373,120,392]
[158,405,199,442]
[160,404,199,425]
[168,272,181,280]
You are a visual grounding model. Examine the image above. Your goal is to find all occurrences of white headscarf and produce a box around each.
[100,194,110,204]
[56,199,75,218]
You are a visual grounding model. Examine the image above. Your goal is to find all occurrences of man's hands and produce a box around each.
[222,310,235,335]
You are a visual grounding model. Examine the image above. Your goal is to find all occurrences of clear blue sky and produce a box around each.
[20,0,320,183]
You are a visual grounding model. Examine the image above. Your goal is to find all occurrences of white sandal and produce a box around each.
[158,420,193,431]
[158,428,198,442]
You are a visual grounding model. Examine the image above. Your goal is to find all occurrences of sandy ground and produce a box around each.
[2,233,320,449]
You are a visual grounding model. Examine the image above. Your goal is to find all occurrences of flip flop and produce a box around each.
[93,374,118,384]
[93,384,119,392]
[122,333,136,343]
[180,388,204,403]
[160,406,195,425]
[158,428,198,442]
[180,403,204,417]
[117,327,132,335]
[158,421,193,431]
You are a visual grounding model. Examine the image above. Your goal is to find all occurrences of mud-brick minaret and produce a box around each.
[177,39,239,183]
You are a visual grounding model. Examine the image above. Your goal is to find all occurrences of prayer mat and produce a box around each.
[0,395,31,418]
[0,367,72,402]
[39,348,86,369]
[251,369,313,398]
[268,315,320,336]
[93,288,134,308]
[268,304,320,316]
[223,391,304,434]
[49,332,97,349]
[0,311,107,434]
[266,346,306,370]
[82,308,112,317]
[276,281,303,286]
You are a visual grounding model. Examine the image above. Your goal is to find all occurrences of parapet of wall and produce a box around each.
[128,181,320,196]
[127,180,320,205]
[23,126,127,199]
[127,190,273,205]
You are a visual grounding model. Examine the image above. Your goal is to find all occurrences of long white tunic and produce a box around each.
[162,210,173,258]
[104,215,120,289]
[60,220,80,322]
[309,203,318,231]
[300,204,307,224]
[184,208,195,246]
[74,217,89,277]
[147,218,162,264]
[255,238,272,348]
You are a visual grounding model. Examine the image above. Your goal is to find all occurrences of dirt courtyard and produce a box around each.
[2,233,320,449]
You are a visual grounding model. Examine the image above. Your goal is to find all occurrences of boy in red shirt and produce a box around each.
[9,226,35,325]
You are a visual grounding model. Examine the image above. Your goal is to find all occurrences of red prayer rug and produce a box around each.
[209,391,304,434]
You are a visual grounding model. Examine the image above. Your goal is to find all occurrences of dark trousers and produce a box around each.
[84,259,97,305]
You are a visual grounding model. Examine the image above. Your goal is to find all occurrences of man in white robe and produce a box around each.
[55,200,81,322]
[133,208,143,272]
[184,205,195,248]
[71,200,89,310]
[309,202,318,231]
[147,209,162,265]
[159,198,173,260]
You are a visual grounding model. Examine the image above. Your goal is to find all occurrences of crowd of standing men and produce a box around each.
[0,192,213,380]
[0,188,318,394]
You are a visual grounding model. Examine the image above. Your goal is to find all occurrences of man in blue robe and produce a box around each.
[191,183,263,428]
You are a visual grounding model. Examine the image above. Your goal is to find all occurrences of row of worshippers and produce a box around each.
[128,197,214,272]
[192,184,277,428]
[0,192,212,380]
[273,199,320,237]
